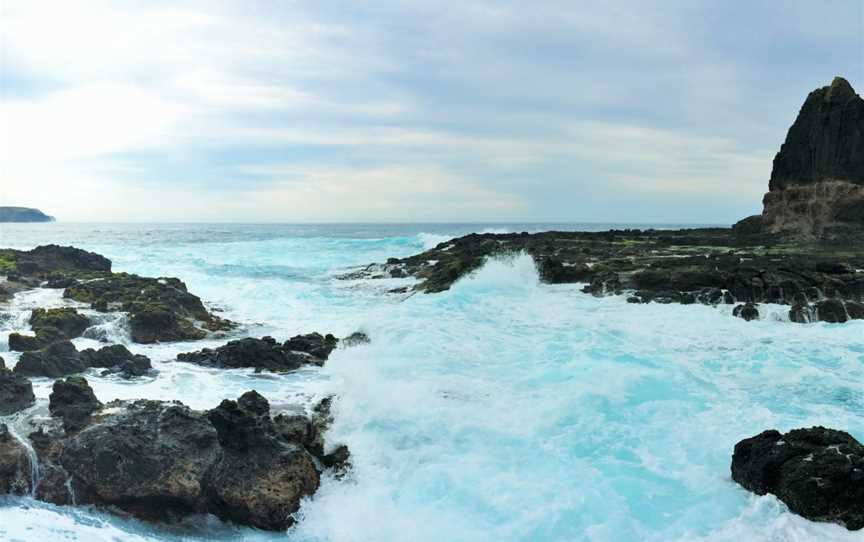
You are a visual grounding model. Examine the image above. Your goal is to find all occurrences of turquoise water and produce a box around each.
[0,223,862,542]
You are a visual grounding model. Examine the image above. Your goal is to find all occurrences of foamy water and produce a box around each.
[0,223,861,542]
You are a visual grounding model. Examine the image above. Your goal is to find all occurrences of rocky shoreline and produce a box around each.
[0,244,354,530]
[346,227,864,324]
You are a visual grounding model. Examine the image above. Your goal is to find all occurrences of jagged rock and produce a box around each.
[30,308,89,339]
[49,377,101,432]
[14,341,87,378]
[177,334,337,373]
[789,303,814,323]
[79,345,152,378]
[341,331,371,347]
[64,273,230,343]
[733,302,760,321]
[761,77,864,240]
[283,332,338,360]
[537,258,591,283]
[0,364,35,415]
[0,424,31,494]
[731,427,864,530]
[26,390,336,531]
[8,307,90,352]
[815,298,850,323]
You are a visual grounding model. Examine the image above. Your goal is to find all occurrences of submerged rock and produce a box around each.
[14,341,87,378]
[733,302,760,321]
[79,344,152,378]
[731,427,864,530]
[14,341,152,379]
[177,333,338,373]
[18,386,344,531]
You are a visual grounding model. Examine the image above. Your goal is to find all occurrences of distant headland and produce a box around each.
[0,207,55,223]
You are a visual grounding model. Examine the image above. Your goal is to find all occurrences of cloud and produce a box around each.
[1,0,861,222]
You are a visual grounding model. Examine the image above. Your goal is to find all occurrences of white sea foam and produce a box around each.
[0,225,861,542]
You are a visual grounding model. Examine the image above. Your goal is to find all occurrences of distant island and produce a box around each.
[0,207,55,223]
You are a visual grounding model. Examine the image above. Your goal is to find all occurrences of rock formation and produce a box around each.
[177,333,338,372]
[761,77,864,241]
[732,427,864,530]
[0,384,348,531]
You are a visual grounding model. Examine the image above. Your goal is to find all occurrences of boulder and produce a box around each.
[731,427,864,530]
[49,376,101,432]
[0,424,31,494]
[79,344,152,378]
[8,307,90,352]
[177,335,336,373]
[733,302,760,322]
[63,273,231,344]
[0,365,35,415]
[31,390,333,531]
[815,298,849,323]
[283,332,338,360]
[14,341,87,378]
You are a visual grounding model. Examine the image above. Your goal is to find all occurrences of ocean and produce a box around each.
[0,222,861,542]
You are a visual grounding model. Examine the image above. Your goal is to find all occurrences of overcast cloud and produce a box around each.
[1,0,862,222]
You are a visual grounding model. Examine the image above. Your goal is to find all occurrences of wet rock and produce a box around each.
[0,424,31,494]
[80,345,152,378]
[178,335,336,373]
[0,364,35,415]
[733,302,760,322]
[14,341,87,378]
[8,308,91,352]
[731,427,864,530]
[64,273,232,344]
[789,303,813,323]
[28,389,332,530]
[49,377,101,432]
[537,258,591,283]
[283,332,338,360]
[341,331,370,347]
[815,298,849,323]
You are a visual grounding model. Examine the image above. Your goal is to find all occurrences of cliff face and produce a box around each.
[0,207,55,223]
[761,77,864,240]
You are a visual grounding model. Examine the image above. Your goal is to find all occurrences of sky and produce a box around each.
[1,1,862,223]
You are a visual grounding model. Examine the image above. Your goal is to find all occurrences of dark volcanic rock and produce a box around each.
[14,341,87,378]
[9,307,90,352]
[64,273,230,343]
[12,245,111,278]
[30,308,89,339]
[23,389,337,531]
[0,363,35,415]
[761,77,864,240]
[815,298,851,323]
[178,334,337,373]
[79,344,152,378]
[0,424,31,494]
[283,332,338,360]
[49,376,101,432]
[731,427,864,530]
[733,302,760,321]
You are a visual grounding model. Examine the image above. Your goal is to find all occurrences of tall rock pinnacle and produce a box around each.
[761,76,864,240]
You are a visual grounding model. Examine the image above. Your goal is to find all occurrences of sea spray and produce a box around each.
[0,223,863,542]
